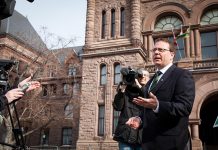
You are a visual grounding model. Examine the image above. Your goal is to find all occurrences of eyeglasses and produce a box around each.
[150,48,170,53]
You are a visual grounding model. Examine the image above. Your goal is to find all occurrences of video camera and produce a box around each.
[0,59,16,94]
[0,0,34,20]
[119,66,144,100]
[120,66,144,85]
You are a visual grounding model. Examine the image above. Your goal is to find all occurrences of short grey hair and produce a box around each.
[137,68,149,76]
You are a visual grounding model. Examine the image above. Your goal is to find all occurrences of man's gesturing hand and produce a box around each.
[132,92,158,109]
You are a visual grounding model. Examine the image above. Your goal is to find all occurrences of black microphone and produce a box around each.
[26,0,34,2]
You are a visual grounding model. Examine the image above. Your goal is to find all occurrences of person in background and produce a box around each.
[113,67,150,150]
[126,38,195,150]
[0,76,41,111]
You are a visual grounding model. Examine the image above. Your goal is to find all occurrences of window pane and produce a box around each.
[63,83,70,95]
[113,110,120,133]
[154,16,182,31]
[62,128,72,145]
[120,8,125,36]
[65,104,73,118]
[175,38,185,61]
[175,50,185,61]
[201,32,216,46]
[73,82,79,97]
[202,46,218,59]
[98,105,105,136]
[69,67,76,76]
[102,11,106,39]
[168,37,185,61]
[111,9,115,37]
[201,32,218,59]
[200,9,218,25]
[114,64,121,84]
[100,65,107,85]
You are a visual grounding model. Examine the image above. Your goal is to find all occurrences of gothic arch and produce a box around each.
[109,55,126,66]
[142,3,189,31]
[190,79,218,120]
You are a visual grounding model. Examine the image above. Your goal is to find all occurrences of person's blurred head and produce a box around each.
[137,68,149,85]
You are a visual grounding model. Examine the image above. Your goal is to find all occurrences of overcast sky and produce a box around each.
[15,0,87,47]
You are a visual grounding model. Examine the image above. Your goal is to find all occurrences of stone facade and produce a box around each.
[1,0,218,149]
[0,33,82,149]
[78,0,218,150]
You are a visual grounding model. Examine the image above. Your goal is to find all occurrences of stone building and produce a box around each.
[0,10,82,149]
[1,0,218,150]
[77,0,218,150]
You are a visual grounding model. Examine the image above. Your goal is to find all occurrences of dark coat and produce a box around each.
[113,86,143,145]
[0,95,8,111]
[141,65,195,150]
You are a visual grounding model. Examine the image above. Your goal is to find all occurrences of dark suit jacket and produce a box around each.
[141,65,195,150]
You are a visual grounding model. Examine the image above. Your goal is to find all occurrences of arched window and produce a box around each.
[200,8,218,59]
[100,64,107,85]
[154,15,182,31]
[114,63,121,85]
[154,15,185,61]
[73,82,80,97]
[111,9,115,37]
[120,7,125,36]
[64,104,73,118]
[63,83,70,95]
[101,10,106,39]
[200,8,218,25]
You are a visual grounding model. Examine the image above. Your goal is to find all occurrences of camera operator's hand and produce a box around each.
[18,76,41,92]
[126,117,141,129]
[135,79,142,88]
[5,88,24,103]
[117,83,126,93]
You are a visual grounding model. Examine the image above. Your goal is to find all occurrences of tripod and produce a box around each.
[0,82,26,149]
[0,100,26,150]
[0,60,27,149]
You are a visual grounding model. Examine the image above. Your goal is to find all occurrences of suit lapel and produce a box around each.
[150,65,176,93]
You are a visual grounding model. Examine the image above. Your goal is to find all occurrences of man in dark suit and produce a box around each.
[126,38,195,150]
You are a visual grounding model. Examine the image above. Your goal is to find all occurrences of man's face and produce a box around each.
[152,41,175,69]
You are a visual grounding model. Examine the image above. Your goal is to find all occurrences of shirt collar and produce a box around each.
[158,63,173,74]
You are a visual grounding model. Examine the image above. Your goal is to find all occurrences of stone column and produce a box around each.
[191,124,200,139]
[85,0,95,47]
[143,35,147,50]
[185,36,190,58]
[190,122,203,150]
[131,0,141,41]
[190,30,195,58]
[194,28,201,59]
[148,33,154,62]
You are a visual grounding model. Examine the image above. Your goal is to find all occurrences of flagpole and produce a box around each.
[171,26,182,59]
